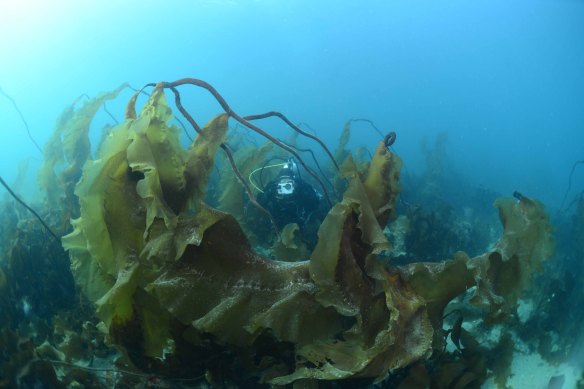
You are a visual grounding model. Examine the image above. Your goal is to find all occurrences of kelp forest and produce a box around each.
[0,79,582,388]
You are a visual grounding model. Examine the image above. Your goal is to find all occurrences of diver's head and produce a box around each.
[279,158,299,180]
[274,158,300,197]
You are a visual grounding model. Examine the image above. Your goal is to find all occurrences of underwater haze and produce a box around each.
[0,0,582,208]
[1,0,584,388]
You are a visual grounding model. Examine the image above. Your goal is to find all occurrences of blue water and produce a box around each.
[1,1,583,387]
[0,0,582,209]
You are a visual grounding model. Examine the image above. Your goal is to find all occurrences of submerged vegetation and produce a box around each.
[0,78,571,388]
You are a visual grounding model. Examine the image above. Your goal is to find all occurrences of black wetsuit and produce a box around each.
[257,179,321,230]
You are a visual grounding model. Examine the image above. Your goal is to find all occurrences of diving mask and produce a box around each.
[276,177,295,196]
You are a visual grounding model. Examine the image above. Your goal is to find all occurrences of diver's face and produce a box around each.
[276,178,295,196]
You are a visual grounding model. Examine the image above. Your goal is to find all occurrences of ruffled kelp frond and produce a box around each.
[57,79,554,386]
[38,84,128,209]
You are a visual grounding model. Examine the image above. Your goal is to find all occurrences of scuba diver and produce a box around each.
[255,157,326,248]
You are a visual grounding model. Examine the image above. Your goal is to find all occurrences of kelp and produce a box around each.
[514,191,583,366]
[400,194,552,336]
[38,84,128,211]
[331,120,353,197]
[217,141,274,222]
[0,206,78,386]
[58,79,554,386]
[334,120,351,163]
[271,223,310,261]
[63,89,227,327]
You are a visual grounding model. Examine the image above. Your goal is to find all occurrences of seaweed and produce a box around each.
[0,213,78,387]
[515,193,584,365]
[0,177,59,242]
[0,86,42,153]
[38,83,128,213]
[560,159,584,211]
[0,78,556,387]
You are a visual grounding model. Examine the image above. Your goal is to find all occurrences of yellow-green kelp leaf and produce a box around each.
[62,87,234,360]
[334,120,351,164]
[61,86,554,386]
[63,217,114,303]
[363,139,402,227]
[274,198,432,384]
[271,223,310,261]
[184,113,229,209]
[96,261,140,327]
[39,84,128,207]
[398,194,554,342]
[471,195,554,320]
[127,89,185,230]
[146,205,342,347]
[217,141,274,221]
[126,87,229,230]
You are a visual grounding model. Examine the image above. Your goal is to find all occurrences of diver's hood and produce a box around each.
[281,158,299,179]
[278,167,295,179]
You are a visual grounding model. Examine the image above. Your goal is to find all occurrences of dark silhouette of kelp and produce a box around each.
[0,86,42,153]
[0,176,59,242]
[560,159,584,212]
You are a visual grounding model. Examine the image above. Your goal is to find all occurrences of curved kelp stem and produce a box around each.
[351,118,385,140]
[169,87,194,141]
[167,84,280,235]
[560,160,584,211]
[384,131,397,149]
[169,86,201,134]
[279,139,335,193]
[125,83,157,119]
[231,122,259,147]
[102,102,119,125]
[174,116,193,142]
[296,122,319,137]
[243,111,341,173]
[0,176,60,242]
[156,78,333,206]
[0,86,43,153]
[222,144,281,238]
[351,118,399,154]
